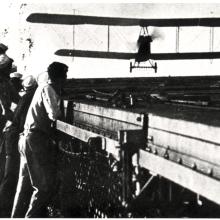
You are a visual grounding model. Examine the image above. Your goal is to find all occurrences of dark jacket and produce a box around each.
[5,87,36,155]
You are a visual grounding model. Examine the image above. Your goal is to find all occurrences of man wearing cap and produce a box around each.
[10,72,23,94]
[0,43,20,130]
[0,48,20,188]
[0,75,37,217]
[11,62,68,218]
[0,61,20,127]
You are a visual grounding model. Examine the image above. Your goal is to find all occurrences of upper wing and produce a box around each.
[27,13,220,27]
[55,49,220,60]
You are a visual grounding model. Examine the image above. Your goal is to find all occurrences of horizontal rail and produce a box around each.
[139,149,220,205]
[56,120,120,160]
[148,113,220,166]
[72,102,144,126]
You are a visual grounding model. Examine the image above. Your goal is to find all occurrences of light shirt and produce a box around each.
[24,83,61,135]
[42,84,61,121]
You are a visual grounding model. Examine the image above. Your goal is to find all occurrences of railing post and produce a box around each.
[118,130,146,206]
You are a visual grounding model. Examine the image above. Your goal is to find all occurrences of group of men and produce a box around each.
[0,43,68,217]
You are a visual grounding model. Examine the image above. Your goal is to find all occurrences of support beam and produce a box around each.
[139,150,220,205]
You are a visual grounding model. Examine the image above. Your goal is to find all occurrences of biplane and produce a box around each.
[27,13,220,73]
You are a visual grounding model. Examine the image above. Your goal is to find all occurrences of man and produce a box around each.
[11,62,68,218]
[10,72,23,94]
[0,50,20,184]
[0,75,37,217]
[0,56,20,131]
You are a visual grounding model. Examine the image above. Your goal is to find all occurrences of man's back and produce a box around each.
[0,79,20,132]
[24,83,61,136]
[12,88,36,133]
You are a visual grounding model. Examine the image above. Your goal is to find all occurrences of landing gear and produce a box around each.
[130,61,157,73]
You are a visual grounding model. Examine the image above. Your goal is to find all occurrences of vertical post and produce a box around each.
[121,143,132,206]
[119,131,133,206]
[133,151,140,196]
[72,9,76,62]
[168,181,172,202]
[209,27,214,63]
[66,100,74,124]
[60,99,65,121]
[107,25,110,52]
[118,129,146,208]
[176,26,180,53]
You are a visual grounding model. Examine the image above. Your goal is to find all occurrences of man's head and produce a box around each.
[10,72,23,92]
[47,62,68,83]
[0,43,8,54]
[22,75,37,91]
[0,56,14,79]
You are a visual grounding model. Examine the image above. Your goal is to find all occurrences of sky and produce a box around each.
[1,1,220,78]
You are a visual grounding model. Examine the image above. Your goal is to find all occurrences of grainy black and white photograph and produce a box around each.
[1,0,220,218]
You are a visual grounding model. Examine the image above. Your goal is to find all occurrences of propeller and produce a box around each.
[149,27,164,41]
[128,27,164,51]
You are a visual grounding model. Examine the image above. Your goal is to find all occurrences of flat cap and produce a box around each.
[0,43,8,53]
[10,72,23,78]
[22,75,37,89]
[0,54,13,69]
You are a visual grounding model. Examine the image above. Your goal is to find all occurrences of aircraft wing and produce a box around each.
[55,49,220,60]
[55,49,135,59]
[27,13,220,27]
[150,52,220,60]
